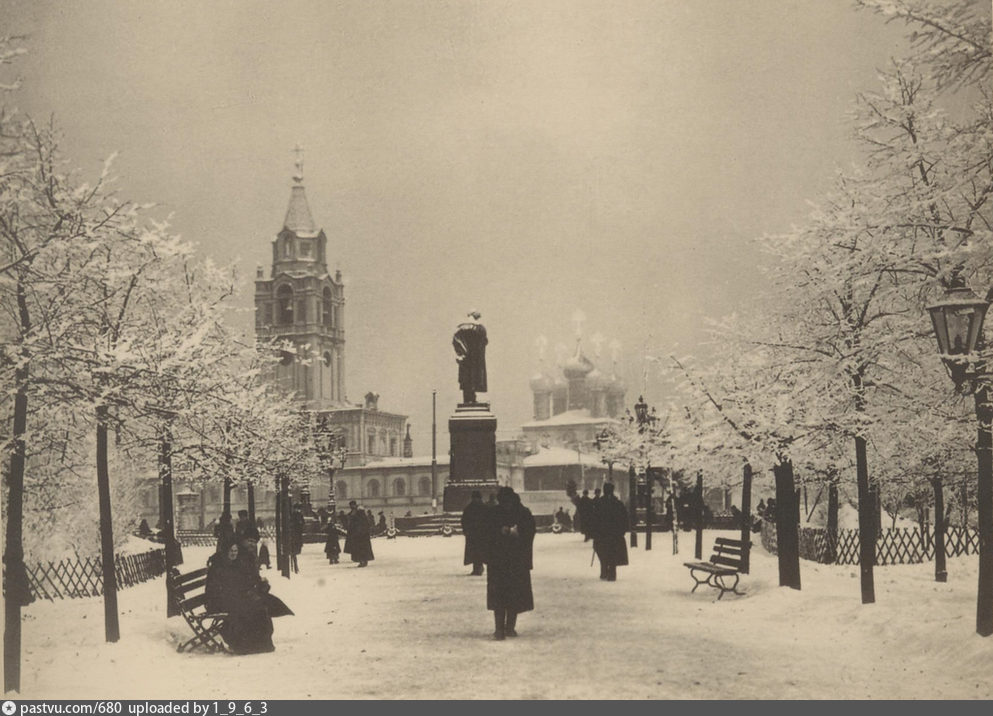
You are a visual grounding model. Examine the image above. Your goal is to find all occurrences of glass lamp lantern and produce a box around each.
[927,284,989,390]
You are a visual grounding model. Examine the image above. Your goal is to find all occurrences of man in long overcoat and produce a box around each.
[594,482,629,582]
[461,490,488,575]
[344,500,374,567]
[577,490,593,541]
[485,486,536,640]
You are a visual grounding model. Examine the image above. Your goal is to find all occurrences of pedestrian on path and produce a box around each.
[594,482,628,582]
[485,486,535,640]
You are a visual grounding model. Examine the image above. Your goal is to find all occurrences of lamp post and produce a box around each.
[315,415,347,515]
[926,280,993,636]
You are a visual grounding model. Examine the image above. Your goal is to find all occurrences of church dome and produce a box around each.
[607,369,626,395]
[562,341,595,380]
[552,371,568,395]
[586,366,609,392]
[529,370,554,393]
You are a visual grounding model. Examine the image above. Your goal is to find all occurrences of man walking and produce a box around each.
[594,483,628,582]
[461,490,488,575]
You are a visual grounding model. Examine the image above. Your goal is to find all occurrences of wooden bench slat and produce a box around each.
[715,538,745,547]
[174,568,208,585]
[179,592,209,611]
[176,576,207,595]
[714,546,742,557]
[709,555,741,569]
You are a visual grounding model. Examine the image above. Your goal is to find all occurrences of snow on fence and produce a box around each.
[760,520,979,566]
[8,549,167,601]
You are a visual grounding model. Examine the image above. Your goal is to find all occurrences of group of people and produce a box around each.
[569,485,630,580]
[323,500,376,568]
[460,487,537,641]
[206,510,291,655]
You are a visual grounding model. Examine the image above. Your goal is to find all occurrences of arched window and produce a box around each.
[393,478,406,497]
[335,481,347,500]
[367,431,376,455]
[323,288,333,328]
[323,352,332,367]
[366,479,380,498]
[277,285,294,324]
[418,476,432,496]
[296,299,306,323]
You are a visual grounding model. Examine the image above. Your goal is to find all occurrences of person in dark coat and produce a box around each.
[205,537,275,654]
[344,501,374,567]
[257,540,272,569]
[484,486,536,640]
[461,491,488,575]
[593,482,629,582]
[324,517,342,565]
[290,506,304,574]
[213,512,235,552]
[577,490,593,541]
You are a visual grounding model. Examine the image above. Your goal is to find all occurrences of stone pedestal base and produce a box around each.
[445,403,499,512]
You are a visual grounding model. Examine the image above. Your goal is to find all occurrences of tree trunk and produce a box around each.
[274,476,284,573]
[280,475,292,579]
[628,466,638,549]
[774,460,801,590]
[827,482,839,564]
[740,462,752,574]
[96,405,120,642]
[932,477,947,583]
[223,476,233,518]
[4,362,33,693]
[974,385,993,636]
[645,468,653,551]
[247,483,256,523]
[855,434,876,604]
[159,431,182,618]
[695,471,704,560]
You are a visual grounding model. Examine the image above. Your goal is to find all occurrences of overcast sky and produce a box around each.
[4,0,913,452]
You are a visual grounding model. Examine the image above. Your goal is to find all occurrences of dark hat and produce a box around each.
[603,482,615,496]
[237,509,249,518]
[496,486,516,505]
[349,500,358,508]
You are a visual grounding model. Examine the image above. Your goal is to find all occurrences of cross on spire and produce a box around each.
[571,309,586,338]
[292,144,304,184]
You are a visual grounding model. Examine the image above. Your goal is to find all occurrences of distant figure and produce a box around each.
[138,518,152,538]
[290,506,304,574]
[453,310,488,404]
[485,487,536,640]
[213,512,234,553]
[324,519,342,565]
[756,499,767,519]
[258,540,272,570]
[554,506,568,528]
[461,491,488,575]
[344,501,374,568]
[578,490,593,541]
[377,511,387,534]
[593,483,629,582]
[235,510,260,572]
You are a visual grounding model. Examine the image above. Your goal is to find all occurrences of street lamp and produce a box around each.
[926,280,993,636]
[314,415,347,515]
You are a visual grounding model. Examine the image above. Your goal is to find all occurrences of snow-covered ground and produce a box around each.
[15,531,993,699]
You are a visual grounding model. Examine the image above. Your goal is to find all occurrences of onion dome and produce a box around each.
[607,365,626,395]
[586,366,609,392]
[562,340,595,380]
[552,371,568,395]
[529,366,554,393]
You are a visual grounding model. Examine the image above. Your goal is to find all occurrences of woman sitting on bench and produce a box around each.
[205,536,276,654]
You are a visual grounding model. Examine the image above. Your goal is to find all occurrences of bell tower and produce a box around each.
[255,148,346,407]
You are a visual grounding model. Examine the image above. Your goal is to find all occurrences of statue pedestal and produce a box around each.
[444,403,499,511]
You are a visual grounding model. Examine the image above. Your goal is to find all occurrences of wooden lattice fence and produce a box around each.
[7,548,167,601]
[177,527,277,547]
[760,520,980,566]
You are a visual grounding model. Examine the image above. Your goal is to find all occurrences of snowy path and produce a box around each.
[16,532,993,699]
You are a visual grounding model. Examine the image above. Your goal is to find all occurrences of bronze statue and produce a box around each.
[453,310,488,404]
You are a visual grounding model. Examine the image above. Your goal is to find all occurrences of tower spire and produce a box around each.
[284,144,317,234]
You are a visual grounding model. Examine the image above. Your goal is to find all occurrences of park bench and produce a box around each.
[682,537,746,600]
[167,566,229,653]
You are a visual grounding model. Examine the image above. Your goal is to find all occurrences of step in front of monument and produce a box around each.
[393,512,463,537]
